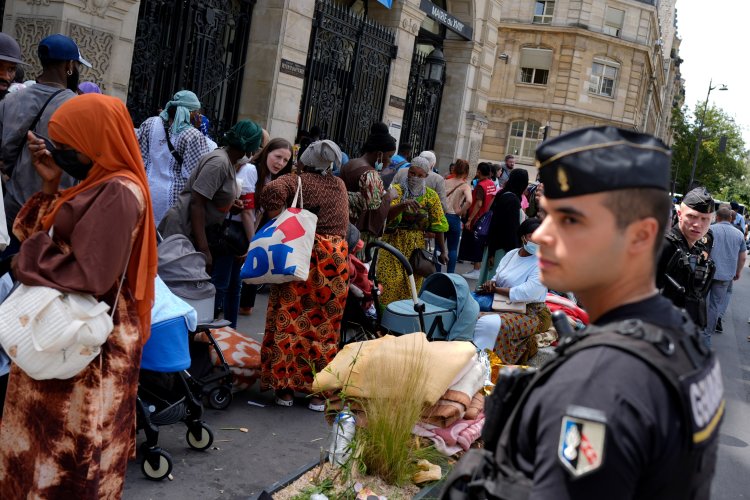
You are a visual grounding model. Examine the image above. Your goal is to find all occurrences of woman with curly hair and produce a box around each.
[259,140,349,411]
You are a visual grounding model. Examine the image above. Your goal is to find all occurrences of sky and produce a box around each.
[675,0,750,146]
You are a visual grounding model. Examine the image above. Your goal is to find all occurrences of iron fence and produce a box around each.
[299,0,396,156]
[126,0,255,138]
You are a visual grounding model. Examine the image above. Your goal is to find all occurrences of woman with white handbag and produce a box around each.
[258,140,349,411]
[0,94,157,498]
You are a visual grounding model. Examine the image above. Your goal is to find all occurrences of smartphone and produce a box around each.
[29,131,56,153]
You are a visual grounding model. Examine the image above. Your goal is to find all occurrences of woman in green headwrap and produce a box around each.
[159,119,264,326]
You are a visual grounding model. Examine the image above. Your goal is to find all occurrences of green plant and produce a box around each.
[355,340,434,485]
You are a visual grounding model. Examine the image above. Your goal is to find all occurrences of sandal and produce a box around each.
[308,398,326,412]
[275,389,294,407]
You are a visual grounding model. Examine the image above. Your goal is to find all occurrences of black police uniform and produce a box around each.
[441,127,723,500]
[656,225,715,328]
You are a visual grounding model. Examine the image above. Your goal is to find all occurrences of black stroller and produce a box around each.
[135,235,232,481]
[158,235,233,408]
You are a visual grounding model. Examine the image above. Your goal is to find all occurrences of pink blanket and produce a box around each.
[413,412,485,456]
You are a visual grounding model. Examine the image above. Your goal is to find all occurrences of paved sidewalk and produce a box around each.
[711,268,750,500]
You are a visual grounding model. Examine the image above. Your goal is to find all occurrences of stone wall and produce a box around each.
[4,0,141,101]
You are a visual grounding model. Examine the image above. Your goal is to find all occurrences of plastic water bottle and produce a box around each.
[328,410,356,466]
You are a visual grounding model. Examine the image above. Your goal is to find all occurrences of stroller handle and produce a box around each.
[365,241,420,305]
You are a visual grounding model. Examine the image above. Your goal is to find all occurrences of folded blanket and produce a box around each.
[413,413,486,456]
[152,275,198,330]
[423,356,485,427]
[194,327,261,392]
[545,293,589,325]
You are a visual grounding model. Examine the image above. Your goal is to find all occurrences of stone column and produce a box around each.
[237,0,314,142]
[434,0,501,173]
[367,0,425,145]
[5,0,141,101]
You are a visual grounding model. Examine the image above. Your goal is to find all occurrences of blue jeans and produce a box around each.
[471,291,494,312]
[705,279,732,348]
[446,214,462,273]
[211,254,243,328]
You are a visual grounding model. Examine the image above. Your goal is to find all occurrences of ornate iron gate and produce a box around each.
[401,47,445,153]
[299,0,396,156]
[127,0,255,137]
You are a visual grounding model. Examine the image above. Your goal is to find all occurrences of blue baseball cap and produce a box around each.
[38,34,92,68]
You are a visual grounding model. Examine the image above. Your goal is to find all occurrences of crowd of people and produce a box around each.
[0,30,735,499]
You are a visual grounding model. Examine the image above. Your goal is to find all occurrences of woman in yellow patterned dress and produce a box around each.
[377,156,448,305]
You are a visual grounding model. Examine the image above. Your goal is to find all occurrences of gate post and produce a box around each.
[4,0,141,101]
[366,1,426,146]
[433,0,502,175]
[238,0,314,141]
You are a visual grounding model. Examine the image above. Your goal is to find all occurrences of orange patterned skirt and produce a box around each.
[260,234,349,393]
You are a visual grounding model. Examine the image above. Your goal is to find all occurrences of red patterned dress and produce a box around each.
[259,172,350,393]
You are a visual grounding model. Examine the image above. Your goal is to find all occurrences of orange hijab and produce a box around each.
[43,94,157,343]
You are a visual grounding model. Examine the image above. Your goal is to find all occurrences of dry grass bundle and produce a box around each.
[355,336,433,485]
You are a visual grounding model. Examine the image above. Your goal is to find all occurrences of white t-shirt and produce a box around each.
[231,162,258,222]
[491,248,547,303]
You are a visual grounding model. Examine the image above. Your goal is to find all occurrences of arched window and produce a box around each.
[507,120,542,160]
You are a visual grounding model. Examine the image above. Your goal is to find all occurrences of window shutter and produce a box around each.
[605,8,625,27]
[520,48,553,70]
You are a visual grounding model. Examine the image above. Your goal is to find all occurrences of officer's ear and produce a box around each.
[626,217,660,257]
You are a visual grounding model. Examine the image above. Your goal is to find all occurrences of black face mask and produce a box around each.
[50,148,93,181]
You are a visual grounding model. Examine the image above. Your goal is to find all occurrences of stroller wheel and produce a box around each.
[186,423,214,451]
[141,449,173,481]
[208,386,233,410]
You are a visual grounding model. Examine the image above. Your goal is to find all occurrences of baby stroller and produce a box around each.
[366,241,479,341]
[158,234,233,409]
[340,239,380,346]
[137,276,215,481]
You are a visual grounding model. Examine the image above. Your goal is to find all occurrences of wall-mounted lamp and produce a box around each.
[498,53,509,64]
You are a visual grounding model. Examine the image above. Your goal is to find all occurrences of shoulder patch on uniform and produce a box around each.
[558,406,606,478]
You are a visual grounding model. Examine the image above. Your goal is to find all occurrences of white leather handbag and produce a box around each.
[0,285,116,380]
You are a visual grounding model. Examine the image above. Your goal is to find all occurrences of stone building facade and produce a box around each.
[0,0,683,174]
[481,0,684,168]
[240,0,504,172]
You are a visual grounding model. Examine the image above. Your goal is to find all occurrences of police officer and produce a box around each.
[442,127,723,500]
[656,187,716,331]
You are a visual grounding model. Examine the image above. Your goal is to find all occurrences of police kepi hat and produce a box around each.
[0,33,25,65]
[38,34,92,68]
[682,187,715,214]
[536,126,671,199]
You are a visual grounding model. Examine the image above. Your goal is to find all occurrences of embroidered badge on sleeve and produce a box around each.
[558,406,607,478]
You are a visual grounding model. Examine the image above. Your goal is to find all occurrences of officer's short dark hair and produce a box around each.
[398,143,412,155]
[605,188,672,258]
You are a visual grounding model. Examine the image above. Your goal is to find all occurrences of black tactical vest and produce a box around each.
[441,316,723,500]
[661,231,715,327]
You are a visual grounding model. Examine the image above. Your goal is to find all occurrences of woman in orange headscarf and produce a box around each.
[0,94,157,498]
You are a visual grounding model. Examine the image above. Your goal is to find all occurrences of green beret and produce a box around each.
[536,126,671,199]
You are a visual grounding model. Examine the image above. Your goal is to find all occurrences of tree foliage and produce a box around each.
[670,100,749,203]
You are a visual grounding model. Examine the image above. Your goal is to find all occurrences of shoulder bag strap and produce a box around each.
[162,119,184,166]
[446,181,468,199]
[48,224,130,320]
[291,175,303,209]
[28,89,66,133]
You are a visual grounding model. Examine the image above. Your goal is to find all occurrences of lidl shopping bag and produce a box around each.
[240,177,317,284]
